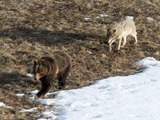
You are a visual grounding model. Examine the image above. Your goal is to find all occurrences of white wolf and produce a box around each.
[107,19,137,52]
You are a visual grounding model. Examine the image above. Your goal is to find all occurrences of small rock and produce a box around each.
[102,54,107,58]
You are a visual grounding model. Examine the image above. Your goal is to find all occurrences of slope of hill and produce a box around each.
[34,57,160,120]
[0,0,159,119]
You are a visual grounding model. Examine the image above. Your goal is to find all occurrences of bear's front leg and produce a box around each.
[37,79,51,97]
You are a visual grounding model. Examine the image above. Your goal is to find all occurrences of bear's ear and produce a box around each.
[34,59,38,65]
[107,28,110,32]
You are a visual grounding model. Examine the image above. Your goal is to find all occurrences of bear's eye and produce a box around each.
[37,65,47,75]
[40,62,48,67]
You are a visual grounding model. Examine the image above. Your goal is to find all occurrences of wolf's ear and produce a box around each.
[113,29,116,33]
[106,28,111,36]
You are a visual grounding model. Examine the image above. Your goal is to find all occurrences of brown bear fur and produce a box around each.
[33,51,72,97]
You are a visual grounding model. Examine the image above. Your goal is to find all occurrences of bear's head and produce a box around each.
[33,57,55,80]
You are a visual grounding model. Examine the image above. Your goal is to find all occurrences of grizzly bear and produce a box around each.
[33,51,72,97]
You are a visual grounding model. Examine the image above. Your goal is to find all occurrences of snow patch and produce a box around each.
[16,93,25,97]
[84,18,92,22]
[30,90,39,95]
[97,14,108,18]
[0,102,5,107]
[37,119,48,120]
[137,57,159,68]
[20,107,37,112]
[25,57,160,120]
[26,73,34,78]
[40,111,55,119]
[36,98,56,106]
[147,17,154,21]
[126,16,134,20]
[0,102,12,109]
[28,90,39,100]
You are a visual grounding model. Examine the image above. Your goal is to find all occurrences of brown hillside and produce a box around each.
[0,0,159,119]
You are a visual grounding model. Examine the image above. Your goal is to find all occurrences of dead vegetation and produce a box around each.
[0,0,160,119]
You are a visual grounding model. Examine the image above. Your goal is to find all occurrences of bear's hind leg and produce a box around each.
[57,72,67,90]
[57,65,71,89]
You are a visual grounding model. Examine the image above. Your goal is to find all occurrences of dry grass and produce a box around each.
[0,0,160,119]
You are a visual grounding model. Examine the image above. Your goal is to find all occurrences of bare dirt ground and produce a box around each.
[0,0,160,119]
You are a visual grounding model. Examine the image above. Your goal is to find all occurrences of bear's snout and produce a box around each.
[34,73,41,80]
